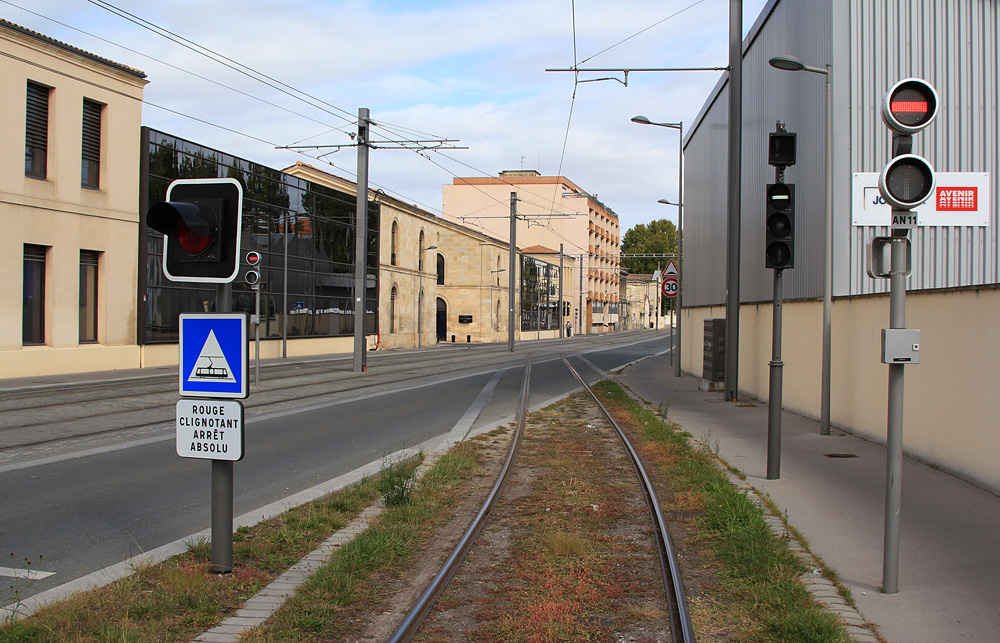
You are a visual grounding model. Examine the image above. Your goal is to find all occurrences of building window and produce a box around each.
[82,99,103,189]
[80,250,100,343]
[391,221,398,266]
[436,253,445,285]
[23,245,47,345]
[25,82,49,179]
[389,286,397,333]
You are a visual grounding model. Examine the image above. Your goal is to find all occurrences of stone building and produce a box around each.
[286,163,573,349]
[0,19,147,378]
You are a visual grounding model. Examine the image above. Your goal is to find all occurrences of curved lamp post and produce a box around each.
[417,244,437,348]
[768,54,834,435]
[631,116,684,378]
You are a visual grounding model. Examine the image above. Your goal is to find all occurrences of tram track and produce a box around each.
[384,354,695,643]
[0,333,666,453]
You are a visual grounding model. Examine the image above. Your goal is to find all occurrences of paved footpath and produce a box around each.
[618,353,1000,643]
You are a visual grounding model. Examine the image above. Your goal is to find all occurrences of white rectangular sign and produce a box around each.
[852,172,990,227]
[176,399,244,461]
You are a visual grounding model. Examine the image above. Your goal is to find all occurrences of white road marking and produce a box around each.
[0,566,55,580]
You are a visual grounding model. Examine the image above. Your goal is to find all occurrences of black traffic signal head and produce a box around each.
[147,179,243,283]
[881,78,939,135]
[878,154,936,210]
[765,183,794,270]
[768,131,797,167]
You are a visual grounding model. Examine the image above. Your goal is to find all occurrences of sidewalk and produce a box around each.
[617,353,1000,643]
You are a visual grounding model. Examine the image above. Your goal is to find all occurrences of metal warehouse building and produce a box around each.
[681,0,999,491]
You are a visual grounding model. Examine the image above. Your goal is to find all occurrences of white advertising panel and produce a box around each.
[852,172,990,227]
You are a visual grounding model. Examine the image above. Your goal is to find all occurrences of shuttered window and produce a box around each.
[25,82,49,179]
[82,99,102,188]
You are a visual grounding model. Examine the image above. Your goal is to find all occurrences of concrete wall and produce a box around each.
[683,286,1000,493]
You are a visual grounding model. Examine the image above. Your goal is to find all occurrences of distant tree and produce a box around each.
[621,219,678,275]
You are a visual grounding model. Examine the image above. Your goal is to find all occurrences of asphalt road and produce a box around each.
[0,331,670,609]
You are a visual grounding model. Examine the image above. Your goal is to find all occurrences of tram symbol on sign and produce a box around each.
[190,330,236,383]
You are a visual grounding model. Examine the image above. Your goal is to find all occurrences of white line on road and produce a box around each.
[0,566,55,580]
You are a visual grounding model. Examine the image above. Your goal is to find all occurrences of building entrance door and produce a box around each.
[436,298,447,342]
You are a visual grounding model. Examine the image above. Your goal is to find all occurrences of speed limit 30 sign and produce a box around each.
[661,277,678,298]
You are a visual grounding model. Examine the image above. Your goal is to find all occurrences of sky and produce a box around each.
[8,0,771,234]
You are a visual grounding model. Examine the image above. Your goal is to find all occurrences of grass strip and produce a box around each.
[240,440,486,642]
[593,380,853,643]
[1,456,420,643]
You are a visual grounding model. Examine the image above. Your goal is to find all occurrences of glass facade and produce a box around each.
[141,128,379,344]
[520,255,561,331]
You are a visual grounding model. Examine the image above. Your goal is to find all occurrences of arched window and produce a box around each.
[391,221,398,266]
[418,230,425,271]
[390,286,397,333]
[436,253,445,285]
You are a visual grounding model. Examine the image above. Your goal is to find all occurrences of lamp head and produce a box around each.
[769,55,805,72]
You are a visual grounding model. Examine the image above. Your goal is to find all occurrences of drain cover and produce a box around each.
[823,453,858,459]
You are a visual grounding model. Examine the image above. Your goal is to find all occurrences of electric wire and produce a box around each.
[576,0,709,66]
[0,0,350,136]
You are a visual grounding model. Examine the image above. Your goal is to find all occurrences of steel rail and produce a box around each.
[561,356,697,643]
[385,357,531,643]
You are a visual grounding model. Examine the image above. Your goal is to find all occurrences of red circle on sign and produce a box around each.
[662,277,678,298]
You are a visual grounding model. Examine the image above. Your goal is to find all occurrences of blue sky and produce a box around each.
[9,0,771,233]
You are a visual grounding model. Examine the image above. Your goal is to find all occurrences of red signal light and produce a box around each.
[890,100,928,114]
[178,221,212,254]
[881,79,938,134]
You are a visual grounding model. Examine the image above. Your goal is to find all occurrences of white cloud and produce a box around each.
[9,0,771,231]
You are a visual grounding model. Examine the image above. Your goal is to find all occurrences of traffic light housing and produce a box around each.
[148,179,243,283]
[765,183,794,270]
[878,79,938,211]
[768,131,797,167]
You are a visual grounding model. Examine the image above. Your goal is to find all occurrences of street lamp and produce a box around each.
[490,268,506,337]
[768,54,834,435]
[631,115,684,378]
[418,244,437,348]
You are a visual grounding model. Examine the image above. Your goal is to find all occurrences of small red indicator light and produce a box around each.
[891,100,928,114]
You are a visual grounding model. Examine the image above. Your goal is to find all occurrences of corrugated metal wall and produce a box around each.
[684,0,833,307]
[684,0,999,306]
[849,0,999,294]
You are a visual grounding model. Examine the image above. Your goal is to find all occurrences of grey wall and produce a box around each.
[847,0,1000,294]
[683,0,999,306]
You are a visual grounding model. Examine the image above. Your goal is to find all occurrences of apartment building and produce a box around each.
[443,170,620,333]
[0,19,147,378]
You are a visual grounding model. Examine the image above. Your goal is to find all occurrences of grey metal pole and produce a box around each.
[883,228,908,594]
[655,263,660,331]
[821,65,834,435]
[508,192,516,352]
[254,287,260,386]
[767,269,784,480]
[353,108,370,373]
[559,244,564,338]
[211,282,233,574]
[676,123,684,377]
[282,220,287,359]
[579,253,584,335]
[724,0,743,402]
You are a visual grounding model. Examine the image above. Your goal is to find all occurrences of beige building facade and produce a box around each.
[443,170,620,334]
[623,273,665,331]
[0,20,147,378]
[286,163,574,350]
